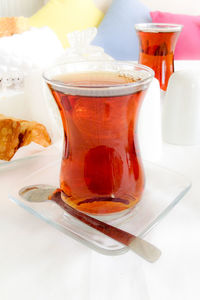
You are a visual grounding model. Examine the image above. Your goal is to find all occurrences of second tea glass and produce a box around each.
[135,23,182,91]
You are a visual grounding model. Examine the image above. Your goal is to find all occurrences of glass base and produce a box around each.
[63,205,135,226]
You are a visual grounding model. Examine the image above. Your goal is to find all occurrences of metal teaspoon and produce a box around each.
[19,184,161,263]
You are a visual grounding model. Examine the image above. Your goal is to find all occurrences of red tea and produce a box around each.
[49,71,147,215]
[137,30,180,90]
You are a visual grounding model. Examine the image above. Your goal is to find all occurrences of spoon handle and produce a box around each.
[50,189,161,263]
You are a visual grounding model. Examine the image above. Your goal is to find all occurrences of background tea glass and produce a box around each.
[43,61,154,218]
[135,23,182,91]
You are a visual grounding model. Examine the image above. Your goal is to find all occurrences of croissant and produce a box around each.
[0,114,51,161]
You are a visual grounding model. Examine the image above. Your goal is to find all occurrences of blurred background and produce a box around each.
[0,0,198,17]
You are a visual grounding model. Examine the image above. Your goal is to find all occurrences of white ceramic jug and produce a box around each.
[163,70,200,145]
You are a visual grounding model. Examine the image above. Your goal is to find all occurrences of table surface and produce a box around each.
[1,61,200,300]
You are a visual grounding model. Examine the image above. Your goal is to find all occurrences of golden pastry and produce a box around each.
[0,115,21,161]
[0,114,51,161]
[20,120,51,148]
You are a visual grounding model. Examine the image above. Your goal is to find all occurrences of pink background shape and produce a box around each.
[150,11,200,60]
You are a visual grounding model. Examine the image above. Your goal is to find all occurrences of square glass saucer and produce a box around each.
[9,160,191,256]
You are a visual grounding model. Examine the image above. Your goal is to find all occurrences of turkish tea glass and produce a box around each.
[43,61,154,217]
[135,23,182,91]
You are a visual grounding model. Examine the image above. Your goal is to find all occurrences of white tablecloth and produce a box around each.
[1,61,200,300]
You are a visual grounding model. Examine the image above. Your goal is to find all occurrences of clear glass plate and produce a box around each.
[9,160,191,256]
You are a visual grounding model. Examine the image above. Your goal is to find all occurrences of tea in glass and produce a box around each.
[135,23,182,91]
[43,61,153,215]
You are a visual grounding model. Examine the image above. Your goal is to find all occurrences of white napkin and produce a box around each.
[0,90,28,119]
[11,141,61,160]
[0,27,64,73]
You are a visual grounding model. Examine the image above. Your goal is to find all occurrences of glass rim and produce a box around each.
[135,23,183,32]
[43,60,154,97]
